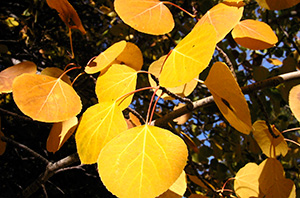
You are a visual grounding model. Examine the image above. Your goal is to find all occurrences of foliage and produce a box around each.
[1,0,300,197]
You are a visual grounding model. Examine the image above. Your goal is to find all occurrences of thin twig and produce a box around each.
[216,45,237,80]
[0,107,33,122]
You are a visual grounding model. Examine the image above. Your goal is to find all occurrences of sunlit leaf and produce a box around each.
[234,163,260,198]
[255,0,300,10]
[95,64,137,110]
[46,0,86,34]
[148,55,198,99]
[195,2,244,43]
[252,120,288,158]
[173,103,191,125]
[232,19,278,50]
[12,74,82,122]
[85,40,127,74]
[116,42,144,71]
[267,58,282,66]
[160,23,216,88]
[289,84,300,122]
[114,0,174,35]
[98,124,188,198]
[258,158,295,197]
[158,171,187,198]
[47,116,78,153]
[41,67,72,85]
[75,102,127,164]
[204,62,252,134]
[0,61,37,94]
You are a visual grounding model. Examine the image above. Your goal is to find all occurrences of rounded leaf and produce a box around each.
[12,74,82,122]
[255,0,300,10]
[289,84,300,122]
[41,67,72,85]
[98,125,188,198]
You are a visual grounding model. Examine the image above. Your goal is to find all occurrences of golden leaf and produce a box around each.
[41,67,72,85]
[289,84,300,122]
[255,0,300,10]
[158,171,187,198]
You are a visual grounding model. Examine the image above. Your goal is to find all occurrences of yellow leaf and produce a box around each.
[232,19,278,50]
[47,116,78,153]
[75,102,127,164]
[255,0,300,10]
[252,120,288,158]
[5,17,19,27]
[46,0,86,34]
[148,55,198,99]
[258,158,295,197]
[160,23,216,88]
[97,125,188,198]
[116,42,144,71]
[158,171,187,198]
[266,58,282,66]
[0,118,6,156]
[289,84,300,122]
[204,62,252,134]
[195,2,244,43]
[114,0,174,35]
[95,64,137,110]
[41,67,72,85]
[234,163,260,198]
[0,61,37,94]
[12,74,82,122]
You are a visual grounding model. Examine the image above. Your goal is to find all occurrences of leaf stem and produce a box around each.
[149,92,163,124]
[71,72,85,86]
[282,127,300,134]
[59,66,82,80]
[284,138,300,147]
[69,27,75,59]
[162,1,196,18]
[146,86,160,124]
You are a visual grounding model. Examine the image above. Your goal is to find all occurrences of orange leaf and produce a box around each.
[95,64,137,110]
[75,102,127,164]
[126,112,142,129]
[158,171,187,198]
[41,67,72,85]
[97,125,188,198]
[47,116,78,153]
[46,0,86,34]
[0,61,37,94]
[12,74,82,122]
[148,55,198,99]
[255,0,300,10]
[205,62,252,134]
[289,84,300,122]
[195,2,244,43]
[232,19,278,50]
[252,120,288,158]
[160,23,216,88]
[114,0,174,35]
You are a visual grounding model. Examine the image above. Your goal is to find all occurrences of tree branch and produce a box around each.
[154,70,300,127]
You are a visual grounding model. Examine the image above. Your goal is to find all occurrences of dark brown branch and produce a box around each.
[0,107,33,122]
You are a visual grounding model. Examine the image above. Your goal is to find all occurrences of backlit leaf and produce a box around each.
[114,0,174,35]
[116,42,144,71]
[148,55,198,99]
[75,102,127,164]
[267,58,282,66]
[41,67,72,85]
[46,0,86,34]
[234,163,260,198]
[158,171,187,198]
[195,2,244,43]
[255,0,300,10]
[252,120,288,158]
[95,64,137,110]
[232,19,278,50]
[12,74,82,122]
[289,84,300,122]
[98,125,188,198]
[204,62,252,134]
[0,61,37,94]
[47,116,78,153]
[160,23,216,88]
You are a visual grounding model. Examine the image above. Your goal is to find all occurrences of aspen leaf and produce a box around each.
[95,64,137,110]
[158,171,187,198]
[97,125,188,198]
[255,0,300,10]
[148,55,198,99]
[288,84,300,122]
[258,158,295,197]
[126,112,142,129]
[266,58,282,66]
[41,67,72,85]
[0,61,37,94]
[205,62,252,134]
[252,120,288,158]
[234,163,260,198]
[160,23,217,88]
[116,42,144,71]
[75,102,127,164]
[47,116,78,153]
[12,74,82,123]
[232,19,278,50]
[46,0,86,34]
[114,0,174,35]
[195,2,244,43]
